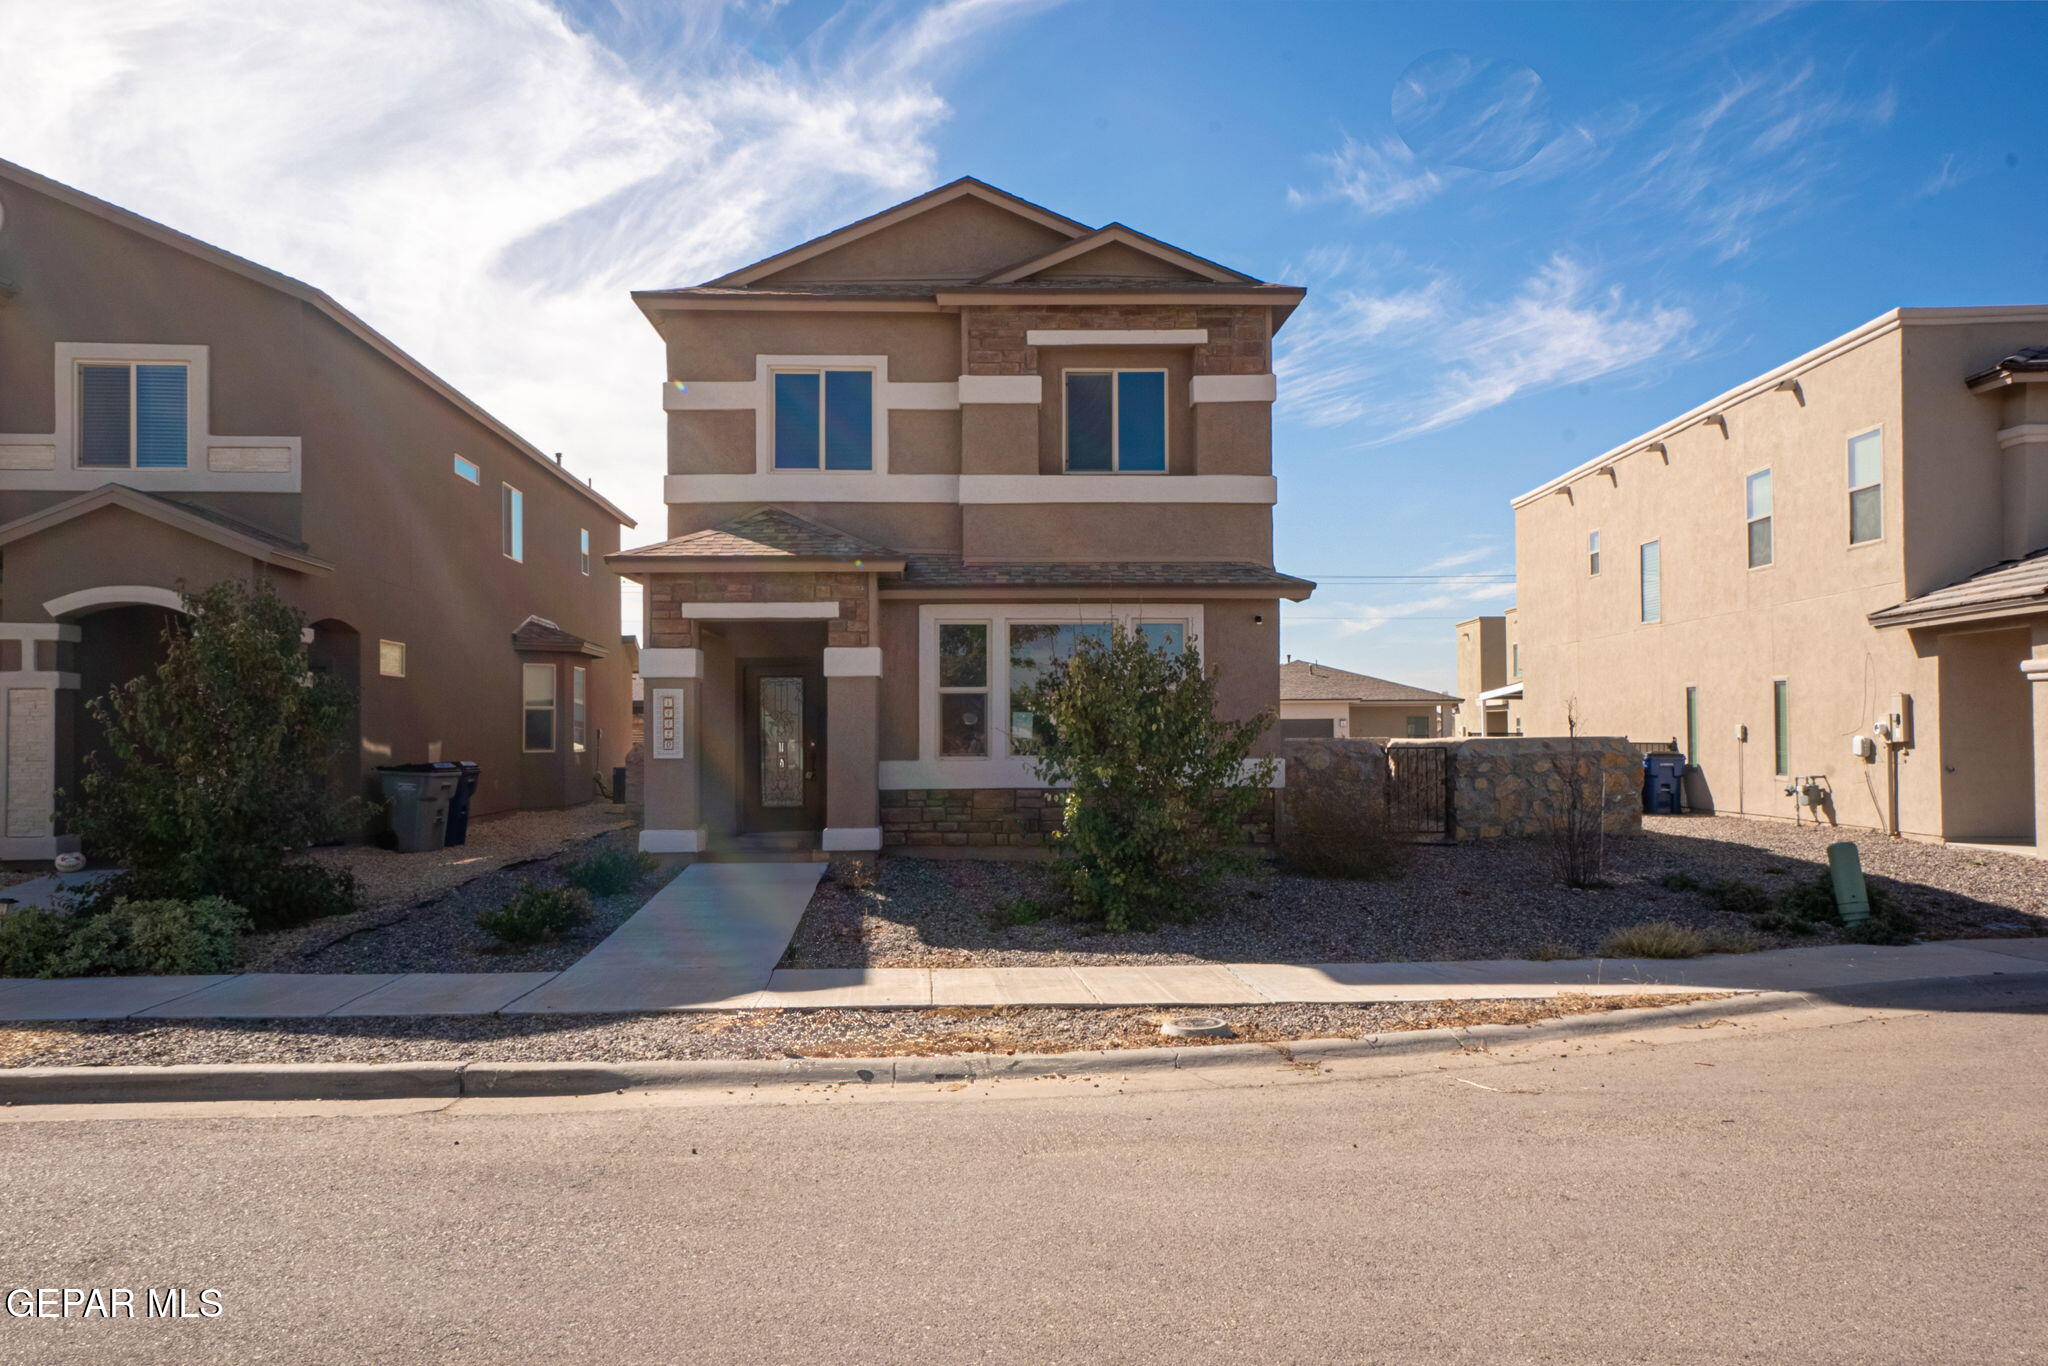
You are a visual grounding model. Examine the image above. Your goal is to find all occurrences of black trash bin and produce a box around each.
[446,761,481,847]
[1642,752,1686,815]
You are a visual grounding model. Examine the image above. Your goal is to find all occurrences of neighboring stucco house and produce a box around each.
[1513,306,2048,854]
[1452,609,1524,736]
[615,178,1313,854]
[1278,659,1458,738]
[0,159,635,860]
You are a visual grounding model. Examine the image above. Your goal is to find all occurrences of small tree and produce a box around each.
[1547,701,1611,889]
[64,579,360,926]
[1027,625,1274,932]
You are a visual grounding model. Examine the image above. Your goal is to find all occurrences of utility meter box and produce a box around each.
[1883,694,1913,747]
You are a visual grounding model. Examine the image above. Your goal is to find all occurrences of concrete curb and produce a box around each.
[0,991,1813,1107]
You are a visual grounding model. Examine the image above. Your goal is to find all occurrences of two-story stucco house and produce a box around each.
[0,159,635,860]
[1513,305,2048,856]
[615,178,1313,855]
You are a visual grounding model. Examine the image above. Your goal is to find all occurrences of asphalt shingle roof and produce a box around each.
[510,616,608,656]
[884,556,1314,595]
[1868,546,2048,627]
[616,509,900,562]
[1965,345,2048,386]
[1279,659,1460,705]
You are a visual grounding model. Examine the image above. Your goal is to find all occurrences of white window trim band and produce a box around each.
[822,646,884,677]
[821,826,883,851]
[1026,329,1207,347]
[662,473,1276,506]
[1189,374,1276,404]
[640,827,708,854]
[661,356,963,473]
[958,375,1042,404]
[639,647,704,679]
[670,602,839,621]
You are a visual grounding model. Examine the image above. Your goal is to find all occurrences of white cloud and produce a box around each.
[1287,134,1446,217]
[1914,152,1984,200]
[1276,254,1698,442]
[0,0,1042,543]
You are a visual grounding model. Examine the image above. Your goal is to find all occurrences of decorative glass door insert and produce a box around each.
[759,675,805,807]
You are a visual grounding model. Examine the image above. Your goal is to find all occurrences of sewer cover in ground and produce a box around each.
[1160,1016,1234,1038]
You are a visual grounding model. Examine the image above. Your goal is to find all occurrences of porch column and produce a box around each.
[0,624,82,861]
[2027,627,2048,857]
[638,647,706,854]
[821,646,882,851]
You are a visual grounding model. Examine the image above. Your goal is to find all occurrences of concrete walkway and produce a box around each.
[0,859,2045,1020]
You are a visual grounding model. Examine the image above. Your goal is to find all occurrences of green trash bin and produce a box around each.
[377,764,460,853]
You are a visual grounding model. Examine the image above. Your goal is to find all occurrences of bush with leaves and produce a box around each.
[561,845,655,898]
[61,579,360,928]
[1762,872,1915,944]
[1025,624,1274,932]
[476,882,593,946]
[0,897,248,978]
[1280,771,1412,881]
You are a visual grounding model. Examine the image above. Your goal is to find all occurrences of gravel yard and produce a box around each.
[0,990,1725,1068]
[783,815,2047,969]
[243,827,671,975]
[303,802,630,912]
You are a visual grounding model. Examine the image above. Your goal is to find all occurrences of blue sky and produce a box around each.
[5,1,2045,689]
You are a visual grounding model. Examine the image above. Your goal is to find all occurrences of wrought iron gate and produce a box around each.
[1386,745,1453,841]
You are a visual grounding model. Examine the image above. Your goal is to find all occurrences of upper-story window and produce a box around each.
[1746,469,1774,568]
[453,454,479,484]
[1588,530,1601,576]
[1847,429,1882,544]
[579,528,591,575]
[79,361,188,468]
[772,368,872,470]
[1640,539,1662,623]
[1064,370,1166,472]
[502,484,524,561]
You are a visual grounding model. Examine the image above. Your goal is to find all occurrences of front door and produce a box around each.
[741,659,825,833]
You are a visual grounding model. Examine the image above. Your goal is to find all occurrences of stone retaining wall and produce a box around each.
[1282,736,1642,842]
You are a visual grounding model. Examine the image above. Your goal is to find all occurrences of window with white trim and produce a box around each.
[1640,540,1662,623]
[502,484,524,561]
[1588,530,1601,576]
[453,454,479,484]
[1847,429,1882,544]
[572,666,588,752]
[579,528,591,576]
[522,662,556,752]
[1063,370,1167,472]
[378,640,406,678]
[772,368,873,470]
[937,623,989,757]
[78,361,188,469]
[1746,468,1773,568]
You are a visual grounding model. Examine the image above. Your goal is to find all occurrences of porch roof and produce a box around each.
[1869,546,2048,628]
[511,615,609,657]
[882,555,1315,599]
[609,508,904,569]
[0,483,333,574]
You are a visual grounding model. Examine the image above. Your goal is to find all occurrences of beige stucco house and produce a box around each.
[615,178,1313,854]
[0,159,635,860]
[1452,608,1524,736]
[1278,659,1458,738]
[1513,306,2048,855]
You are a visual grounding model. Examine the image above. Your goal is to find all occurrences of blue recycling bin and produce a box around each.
[1642,752,1686,815]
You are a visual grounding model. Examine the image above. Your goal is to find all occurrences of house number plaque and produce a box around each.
[651,688,685,760]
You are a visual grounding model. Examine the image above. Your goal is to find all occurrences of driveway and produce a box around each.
[4,976,2044,1364]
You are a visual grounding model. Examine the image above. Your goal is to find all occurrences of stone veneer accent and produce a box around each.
[964,305,1268,378]
[645,570,873,649]
[1282,737,1643,843]
[5,687,53,838]
[881,787,1276,849]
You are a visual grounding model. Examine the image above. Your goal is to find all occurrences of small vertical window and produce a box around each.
[937,623,989,757]
[572,666,588,753]
[1746,469,1773,568]
[502,485,524,561]
[452,454,479,484]
[1639,540,1662,623]
[78,362,188,469]
[378,640,406,678]
[1512,642,1521,677]
[1064,370,1167,472]
[1685,686,1700,767]
[772,369,873,470]
[1588,530,1601,576]
[1772,679,1790,775]
[579,528,591,576]
[522,662,556,752]
[1847,430,1882,544]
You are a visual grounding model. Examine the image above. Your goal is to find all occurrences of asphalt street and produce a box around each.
[3,976,2045,1365]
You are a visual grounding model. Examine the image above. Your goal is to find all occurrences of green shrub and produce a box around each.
[1026,624,1274,932]
[996,897,1047,927]
[1657,871,1704,892]
[1701,878,1772,918]
[60,579,363,920]
[0,898,248,977]
[477,882,593,946]
[74,863,356,934]
[1762,873,1915,944]
[1598,921,1706,959]
[561,845,655,898]
[1281,777,1412,882]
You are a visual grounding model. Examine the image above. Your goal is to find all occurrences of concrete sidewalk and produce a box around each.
[0,857,2044,1021]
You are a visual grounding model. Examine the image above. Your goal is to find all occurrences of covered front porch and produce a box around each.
[614,510,891,858]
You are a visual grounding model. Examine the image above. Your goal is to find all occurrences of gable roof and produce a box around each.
[510,615,609,657]
[0,157,633,527]
[1280,659,1460,705]
[976,223,1256,285]
[609,508,903,566]
[706,178,1091,288]
[1869,546,2048,628]
[0,484,333,574]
